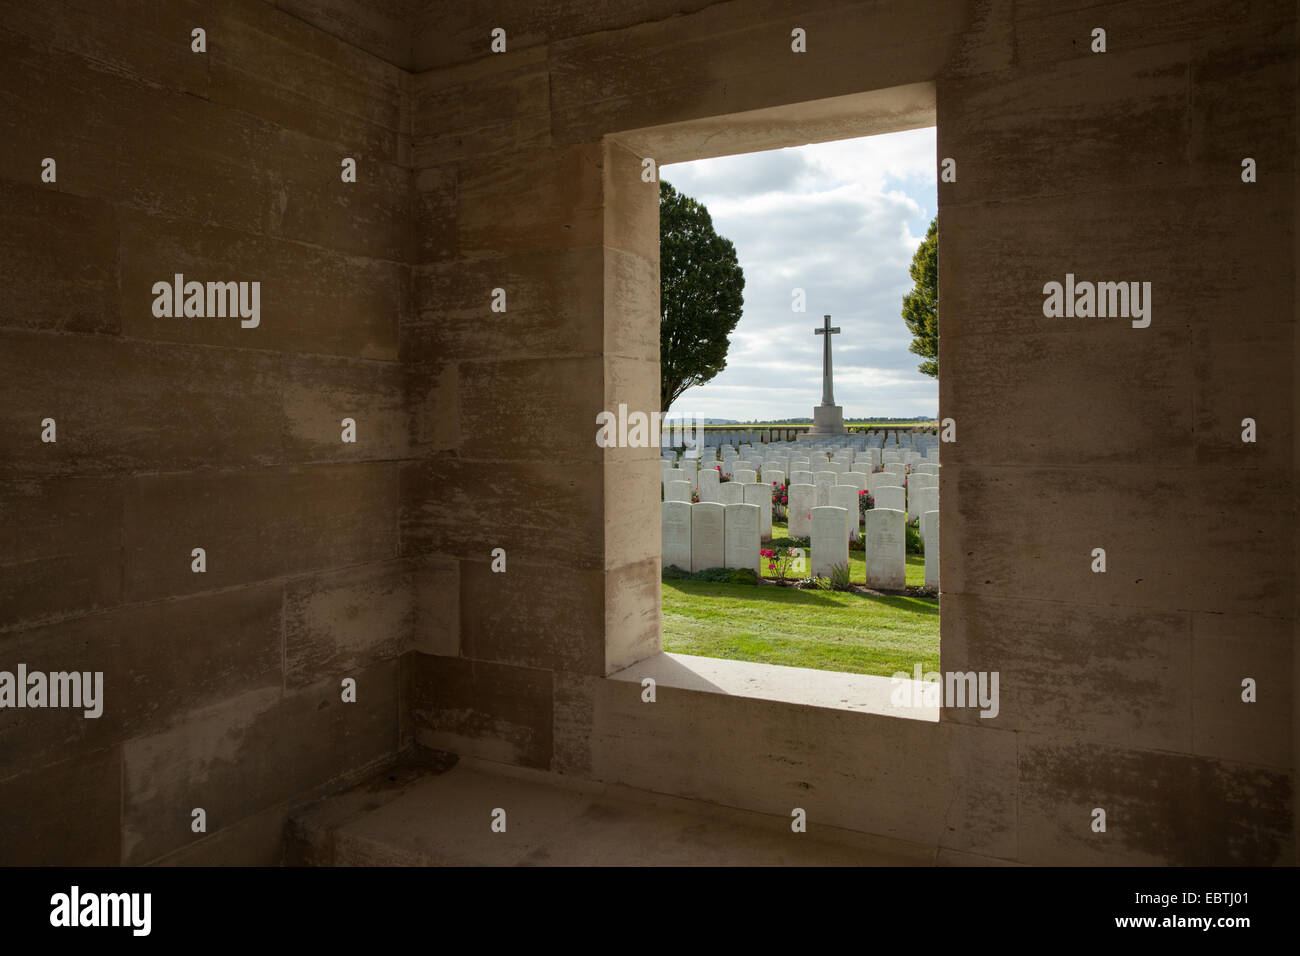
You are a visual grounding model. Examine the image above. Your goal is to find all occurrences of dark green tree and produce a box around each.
[660,180,745,412]
[902,216,938,378]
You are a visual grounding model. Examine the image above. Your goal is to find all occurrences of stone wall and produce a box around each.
[0,0,414,864]
[1,0,1294,865]
[402,0,1297,865]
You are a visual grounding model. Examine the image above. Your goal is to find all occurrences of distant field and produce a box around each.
[695,421,936,430]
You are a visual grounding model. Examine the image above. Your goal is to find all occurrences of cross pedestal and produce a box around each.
[798,314,847,441]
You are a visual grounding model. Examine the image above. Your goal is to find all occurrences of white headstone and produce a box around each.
[811,506,849,579]
[691,502,725,571]
[733,469,756,484]
[874,485,906,513]
[829,484,861,543]
[663,468,686,492]
[665,480,693,502]
[863,508,906,590]
[883,462,907,482]
[814,471,836,506]
[790,469,815,486]
[787,483,815,538]
[662,501,692,571]
[913,486,938,529]
[742,482,773,542]
[837,472,867,491]
[869,448,882,468]
[718,481,744,505]
[696,467,720,502]
[823,461,845,474]
[765,468,786,491]
[724,503,761,574]
[865,472,896,497]
[908,472,937,492]
[922,510,939,589]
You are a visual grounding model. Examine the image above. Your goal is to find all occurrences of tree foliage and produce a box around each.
[902,216,938,378]
[660,180,745,412]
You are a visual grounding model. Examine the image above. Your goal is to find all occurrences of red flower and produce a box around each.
[781,496,788,503]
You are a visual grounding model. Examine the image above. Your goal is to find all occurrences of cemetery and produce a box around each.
[659,313,941,678]
[2,0,1292,873]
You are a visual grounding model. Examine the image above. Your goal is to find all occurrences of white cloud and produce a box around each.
[661,127,938,421]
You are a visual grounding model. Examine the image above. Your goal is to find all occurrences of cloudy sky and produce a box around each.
[661,126,938,422]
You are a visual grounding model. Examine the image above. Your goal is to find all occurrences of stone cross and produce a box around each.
[814,314,840,406]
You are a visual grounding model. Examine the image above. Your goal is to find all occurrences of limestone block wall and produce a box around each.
[1,0,1294,867]
[0,0,414,864]
[403,0,1297,864]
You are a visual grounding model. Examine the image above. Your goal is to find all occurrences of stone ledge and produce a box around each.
[607,651,940,722]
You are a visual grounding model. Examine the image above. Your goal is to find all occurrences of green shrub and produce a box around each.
[829,563,852,591]
[905,522,924,555]
[663,565,758,585]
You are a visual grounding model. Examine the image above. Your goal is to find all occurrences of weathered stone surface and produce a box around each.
[459,559,604,674]
[412,45,550,164]
[285,559,412,689]
[410,553,460,658]
[123,464,400,602]
[207,0,406,160]
[405,653,553,769]
[407,247,605,360]
[1017,735,1292,865]
[122,660,399,864]
[281,353,409,463]
[0,476,122,630]
[0,585,283,773]
[401,457,602,568]
[0,747,120,865]
[0,331,284,477]
[0,180,119,334]
[943,465,1291,618]
[119,211,405,359]
[269,128,413,261]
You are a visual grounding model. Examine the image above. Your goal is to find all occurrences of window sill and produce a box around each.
[608,652,939,722]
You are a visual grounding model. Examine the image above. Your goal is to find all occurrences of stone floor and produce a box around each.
[286,749,938,866]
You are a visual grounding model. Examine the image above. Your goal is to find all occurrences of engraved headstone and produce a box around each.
[787,483,816,538]
[743,482,773,542]
[691,502,725,571]
[811,506,849,578]
[724,503,761,574]
[863,508,906,590]
[662,501,692,571]
[829,484,861,543]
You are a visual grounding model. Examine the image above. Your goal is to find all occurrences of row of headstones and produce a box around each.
[682,429,940,450]
[663,460,939,529]
[662,501,764,574]
[662,501,939,590]
[666,445,938,474]
[804,506,941,590]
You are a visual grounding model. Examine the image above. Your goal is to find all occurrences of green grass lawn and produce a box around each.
[662,519,939,677]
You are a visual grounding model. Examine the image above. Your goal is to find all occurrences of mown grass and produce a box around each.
[661,519,939,677]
